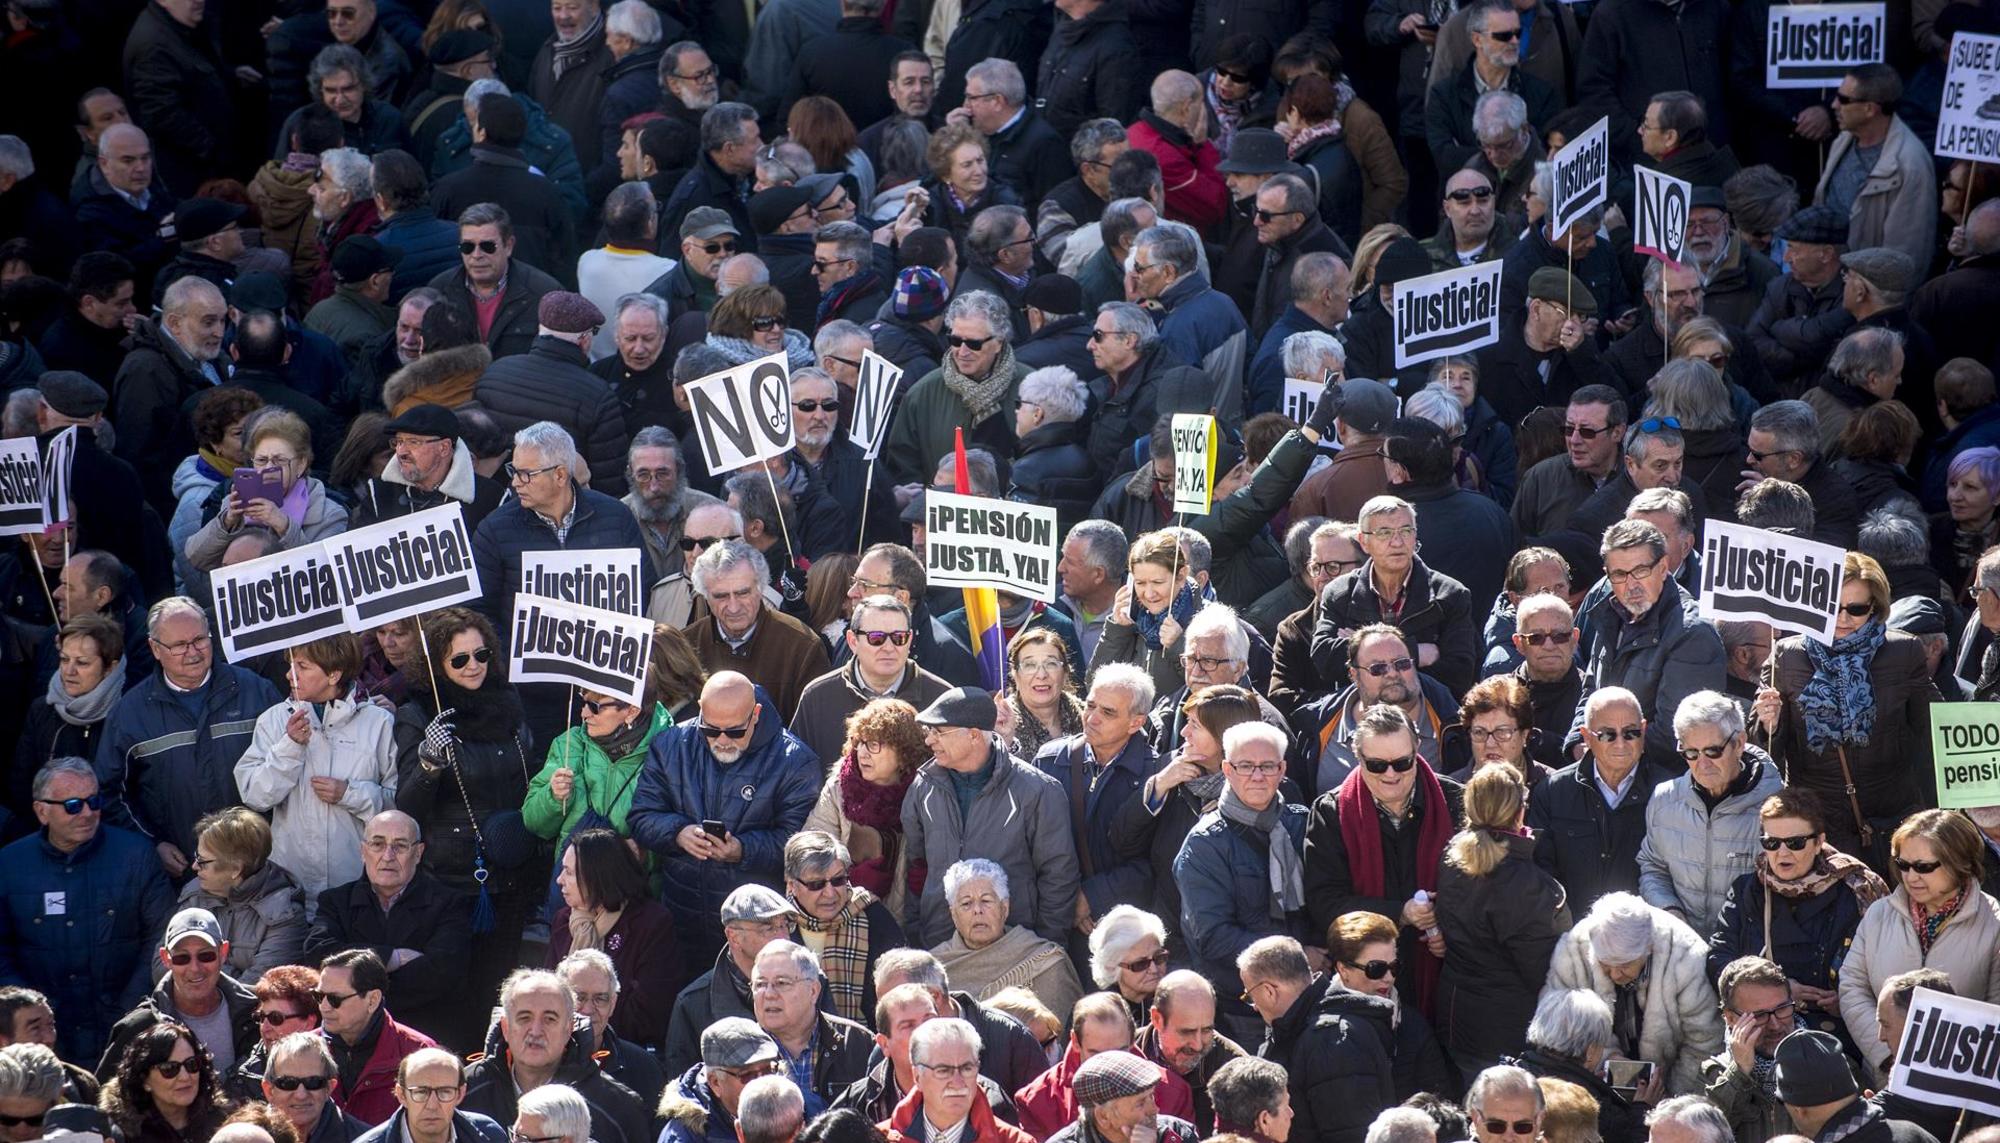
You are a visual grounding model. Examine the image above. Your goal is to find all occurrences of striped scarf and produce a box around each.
[794,887,876,1022]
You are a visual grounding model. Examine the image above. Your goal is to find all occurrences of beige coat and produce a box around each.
[805,775,914,922]
[1812,116,1939,274]
[1837,885,2000,1080]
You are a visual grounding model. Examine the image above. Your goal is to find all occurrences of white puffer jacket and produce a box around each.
[233,692,398,909]
[1541,903,1724,1096]
[1837,885,2000,1081]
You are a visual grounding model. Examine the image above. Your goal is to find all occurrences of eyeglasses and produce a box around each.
[579,696,629,715]
[1605,559,1663,585]
[851,575,898,595]
[1634,416,1681,434]
[1362,525,1416,542]
[152,1059,198,1079]
[671,65,717,82]
[1226,759,1283,777]
[1361,754,1417,774]
[1838,603,1874,617]
[697,240,738,255]
[915,1061,981,1080]
[1445,186,1495,203]
[1182,653,1240,673]
[811,257,855,273]
[35,793,104,814]
[1518,629,1573,647]
[1894,858,1944,874]
[313,990,359,1008]
[0,1114,45,1128]
[1309,558,1361,577]
[999,236,1037,251]
[681,533,742,552]
[1746,447,1796,463]
[1732,999,1797,1022]
[1468,725,1521,744]
[1121,950,1172,973]
[948,334,993,350]
[400,1086,463,1104]
[459,239,500,255]
[1760,833,1818,852]
[505,461,562,483]
[574,991,615,1008]
[1254,208,1304,223]
[823,354,861,369]
[153,634,212,656]
[168,949,221,967]
[1483,1120,1537,1136]
[268,1074,332,1092]
[1563,421,1618,439]
[1588,726,1644,743]
[794,872,851,892]
[1486,27,1520,40]
[364,838,415,855]
[1017,657,1064,675]
[793,399,841,412]
[699,722,752,740]
[853,629,913,647]
[251,453,298,469]
[1360,657,1414,677]
[1345,959,1395,980]
[964,90,1004,104]
[1680,739,1735,761]
[449,647,494,669]
[257,1009,308,1026]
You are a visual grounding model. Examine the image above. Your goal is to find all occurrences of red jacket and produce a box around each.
[1012,1045,1195,1142]
[1126,113,1226,236]
[330,1011,438,1126]
[881,1081,1036,1143]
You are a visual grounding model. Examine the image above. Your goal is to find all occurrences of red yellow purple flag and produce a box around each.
[952,429,1006,690]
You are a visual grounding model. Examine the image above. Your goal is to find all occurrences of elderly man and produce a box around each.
[1017,995,1195,1140]
[778,832,906,1027]
[1463,92,1543,225]
[1738,400,1859,548]
[941,59,1067,206]
[662,886,796,1077]
[1246,256,1349,419]
[1635,691,1782,934]
[881,1018,1033,1143]
[109,276,226,510]
[459,970,651,1143]
[1033,664,1158,934]
[880,292,1030,486]
[515,1084,593,1143]
[1697,957,1800,1143]
[1422,168,1512,272]
[154,196,248,298]
[1681,188,1778,330]
[686,540,829,721]
[1047,1050,1200,1143]
[1057,521,1129,666]
[263,1032,366,1143]
[655,41,719,129]
[1249,176,1348,342]
[1916,199,2000,371]
[75,124,179,306]
[787,366,897,549]
[1125,227,1246,394]
[812,223,888,329]
[1512,385,1628,543]
[1294,624,1454,797]
[840,543,983,687]
[1076,303,1192,482]
[1036,121,1128,267]
[1464,1069,1556,1143]
[352,1046,503,1143]
[1268,521,1364,715]
[793,595,950,765]
[831,984,937,1121]
[1311,495,1478,698]
[590,295,679,429]
[1426,0,1558,176]
[956,207,1038,337]
[306,235,400,362]
[555,951,664,1103]
[95,596,281,872]
[646,208,741,322]
[619,427,721,576]
[1748,206,1854,392]
[351,403,506,530]
[313,950,441,1124]
[875,949,1051,1095]
[99,907,258,1075]
[1506,585,1587,743]
[527,0,612,175]
[1815,64,1935,272]
[660,1018,786,1143]
[1774,1030,1938,1143]
[0,758,172,1065]
[745,942,873,1102]
[928,858,1082,1017]
[1125,71,1226,234]
[577,186,671,356]
[1566,419,1708,560]
[303,812,471,1043]
[278,46,408,161]
[1137,972,1245,1134]
[660,103,759,245]
[300,149,380,306]
[630,671,818,960]
[1838,249,1940,430]
[1804,327,1905,454]
[425,202,563,358]
[472,292,630,490]
[1237,935,1396,1143]
[1529,686,1664,913]
[120,0,235,195]
[1475,268,1611,434]
[1604,259,1771,404]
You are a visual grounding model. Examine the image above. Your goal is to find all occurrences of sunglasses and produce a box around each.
[1519,630,1573,647]
[1361,657,1414,677]
[1680,742,1732,760]
[0,1114,44,1128]
[1760,833,1817,852]
[1361,754,1417,774]
[948,334,992,350]
[1445,186,1495,203]
[449,647,494,669]
[699,722,752,740]
[1894,858,1943,874]
[1634,416,1681,433]
[256,1009,306,1026]
[1484,1121,1536,1136]
[853,629,913,647]
[168,949,221,967]
[1563,422,1618,439]
[1215,67,1255,83]
[793,399,840,412]
[579,697,629,715]
[268,1074,332,1092]
[458,240,500,255]
[698,240,738,255]
[312,990,359,1008]
[153,1059,198,1079]
[1254,208,1303,223]
[680,533,742,552]
[1838,603,1874,617]
[35,793,105,814]
[1486,28,1520,40]
[794,873,851,891]
[1121,950,1172,973]
[1345,959,1395,980]
[1589,726,1644,743]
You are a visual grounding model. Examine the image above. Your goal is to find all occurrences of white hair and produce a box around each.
[1222,720,1288,761]
[753,939,822,982]
[147,595,209,636]
[1584,892,1657,966]
[909,1017,982,1066]
[942,857,1009,902]
[1465,1065,1544,1117]
[516,1084,591,1143]
[1406,383,1465,436]
[1365,1109,1439,1143]
[1580,686,1642,726]
[1282,330,1345,382]
[513,421,578,471]
[736,1076,805,1143]
[689,538,771,597]
[463,75,509,113]
[1644,1097,1732,1143]
[0,136,33,181]
[1019,366,1089,422]
[1515,592,1574,631]
[1672,689,1745,742]
[555,948,619,995]
[318,147,374,198]
[1184,601,1250,662]
[1357,495,1416,528]
[605,0,662,42]
[1087,905,1168,987]
[1087,662,1156,717]
[1525,988,1615,1058]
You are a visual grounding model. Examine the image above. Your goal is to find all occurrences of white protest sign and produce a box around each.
[41,426,75,526]
[1887,987,2000,1118]
[1938,33,2000,161]
[922,489,1059,603]
[1171,414,1217,516]
[210,543,348,662]
[1767,4,1884,86]
[1549,117,1610,236]
[0,437,46,536]
[685,350,794,473]
[1697,519,1844,643]
[848,350,902,461]
[521,549,644,616]
[1281,378,1321,426]
[326,503,481,628]
[1633,166,1692,265]
[1392,261,1505,368]
[509,592,654,706]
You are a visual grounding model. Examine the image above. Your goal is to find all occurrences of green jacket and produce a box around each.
[522,702,673,844]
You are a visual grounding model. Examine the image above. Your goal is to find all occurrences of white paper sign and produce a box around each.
[1767,4,1884,87]
[509,592,654,706]
[0,437,46,536]
[1887,987,2000,1118]
[211,542,349,662]
[1633,166,1692,265]
[922,489,1059,603]
[1937,33,2000,161]
[1171,414,1216,516]
[1392,261,1506,368]
[686,350,795,473]
[1697,519,1845,643]
[521,548,644,616]
[41,427,75,526]
[849,350,902,461]
[1281,378,1322,426]
[325,503,481,628]
[1550,117,1610,236]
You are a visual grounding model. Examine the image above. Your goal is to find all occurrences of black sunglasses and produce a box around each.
[750,316,784,331]
[1760,833,1817,852]
[1519,630,1573,647]
[1680,741,1733,760]
[680,533,742,552]
[1484,1121,1536,1136]
[794,872,851,892]
[449,647,494,669]
[1216,67,1256,83]
[168,949,221,967]
[1254,208,1303,223]
[153,1059,198,1079]
[579,696,629,715]
[699,722,752,740]
[312,990,358,1008]
[1361,657,1414,677]
[1486,27,1520,40]
[35,793,105,814]
[0,1114,44,1128]
[1589,727,1645,743]
[853,629,913,647]
[793,399,840,412]
[1361,754,1416,775]
[1121,950,1172,973]
[269,1074,332,1092]
[458,239,500,255]
[1838,603,1874,617]
[948,334,992,350]
[1445,186,1495,203]
[1346,959,1395,980]
[256,1009,306,1026]
[1894,858,1943,874]
[698,240,738,255]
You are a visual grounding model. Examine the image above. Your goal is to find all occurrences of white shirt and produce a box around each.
[577,247,677,360]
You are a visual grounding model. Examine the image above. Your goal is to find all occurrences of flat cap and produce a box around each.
[332,234,402,283]
[1690,185,1728,212]
[164,907,223,948]
[1839,247,1916,295]
[41,1104,116,1143]
[1775,204,1848,246]
[1216,128,1294,175]
[749,184,815,236]
[1072,1051,1162,1108]
[1888,595,1949,636]
[37,371,107,419]
[1373,236,1433,289]
[900,488,927,525]
[1333,378,1399,435]
[797,172,846,207]
[1022,273,1082,315]
[894,266,950,320]
[681,206,740,241]
[916,686,998,731]
[428,27,493,66]
[382,403,463,440]
[1527,266,1597,316]
[230,271,289,313]
[1773,1030,1859,1105]
[719,884,793,924]
[701,1017,781,1069]
[176,197,247,245]
[538,291,605,333]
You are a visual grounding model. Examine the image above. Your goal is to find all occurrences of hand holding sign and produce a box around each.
[1171,414,1217,515]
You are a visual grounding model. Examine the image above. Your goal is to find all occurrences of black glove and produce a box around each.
[418,708,458,766]
[1307,370,1344,435]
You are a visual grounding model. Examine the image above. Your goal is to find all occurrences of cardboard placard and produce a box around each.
[325,504,482,628]
[685,350,795,474]
[1887,987,2000,1118]
[521,548,644,616]
[922,489,1059,603]
[1937,33,2000,161]
[1171,414,1217,515]
[848,350,902,461]
[1633,166,1692,265]
[211,542,348,662]
[1928,703,2000,809]
[1766,4,1885,87]
[1281,378,1322,426]
[1697,520,1844,643]
[509,592,654,706]
[0,437,46,536]
[1392,261,1505,368]
[1550,116,1610,236]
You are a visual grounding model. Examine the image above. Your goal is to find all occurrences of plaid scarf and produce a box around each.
[794,887,877,1022]
[1911,886,1967,956]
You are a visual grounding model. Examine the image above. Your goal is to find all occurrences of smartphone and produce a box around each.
[232,466,285,505]
[701,819,727,838]
[1605,1060,1654,1096]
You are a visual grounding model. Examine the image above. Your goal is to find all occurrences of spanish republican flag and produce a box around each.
[952,429,1005,690]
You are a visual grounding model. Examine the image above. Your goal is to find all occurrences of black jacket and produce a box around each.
[1526,757,1663,913]
[1008,419,1100,533]
[121,1,235,195]
[939,0,1050,116]
[794,17,913,131]
[1912,252,2000,371]
[1435,833,1572,1069]
[798,437,902,551]
[591,45,665,195]
[1395,477,1517,617]
[472,336,630,496]
[97,973,261,1080]
[1312,558,1478,699]
[1427,60,1561,176]
[1258,975,1396,1143]
[1291,133,1365,252]
[1474,318,1614,432]
[1194,0,1335,70]
[1705,869,1868,992]
[1251,214,1351,339]
[304,870,473,1037]
[427,261,564,360]
[866,315,945,384]
[38,310,129,386]
[111,317,214,517]
[1084,341,1204,479]
[1014,314,1099,382]
[1603,316,1776,407]
[1302,765,1466,979]
[660,152,755,253]
[431,147,578,286]
[984,106,1074,208]
[74,178,178,309]
[462,1028,652,1143]
[1517,1048,1644,1143]
[1574,0,1731,161]
[1035,1,1143,135]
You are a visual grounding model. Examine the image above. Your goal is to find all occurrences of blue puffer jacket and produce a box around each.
[626,687,820,952]
[1173,803,1309,998]
[1156,270,1247,396]
[0,824,174,1065]
[429,93,587,222]
[471,483,656,637]
[94,665,283,859]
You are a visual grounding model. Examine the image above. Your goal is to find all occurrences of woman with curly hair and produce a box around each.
[101,1023,231,1143]
[704,284,816,369]
[920,123,1019,244]
[805,698,928,921]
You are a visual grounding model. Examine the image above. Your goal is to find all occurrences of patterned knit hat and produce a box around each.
[893,266,950,321]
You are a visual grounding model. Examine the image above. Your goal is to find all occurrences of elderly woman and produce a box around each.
[356,618,419,706]
[1439,675,1551,788]
[1089,906,1171,1026]
[705,283,815,370]
[880,291,1028,488]
[13,615,124,814]
[1541,892,1724,1096]
[229,964,320,1100]
[1093,531,1213,700]
[1644,356,1744,521]
[100,1022,231,1143]
[233,632,398,904]
[1930,445,2000,602]
[1003,628,1085,760]
[1752,553,1941,863]
[921,123,1019,243]
[522,675,673,852]
[1836,809,2000,1080]
[1008,366,1097,530]
[1705,790,1887,1022]
[1833,401,1923,517]
[781,830,905,1026]
[545,827,681,1048]
[1516,990,1640,1143]
[1327,910,1453,1096]
[1430,360,1517,508]
[928,858,1083,1017]
[185,409,350,573]
[1207,1056,1294,1142]
[805,699,926,921]
[170,387,263,598]
[1275,73,1401,243]
[1436,765,1573,1076]
[1404,384,1486,496]
[174,807,308,980]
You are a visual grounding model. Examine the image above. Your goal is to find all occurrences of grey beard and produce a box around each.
[631,487,685,524]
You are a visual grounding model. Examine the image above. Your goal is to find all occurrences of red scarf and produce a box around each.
[836,749,914,898]
[1334,758,1451,1016]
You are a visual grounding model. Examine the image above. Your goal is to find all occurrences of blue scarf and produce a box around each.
[1133,579,1214,651]
[1798,618,1884,752]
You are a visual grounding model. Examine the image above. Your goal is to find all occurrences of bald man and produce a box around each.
[1913,198,2000,369]
[74,123,179,307]
[1128,70,1227,233]
[628,670,821,963]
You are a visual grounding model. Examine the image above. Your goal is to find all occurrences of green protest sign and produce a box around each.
[1929,702,2000,808]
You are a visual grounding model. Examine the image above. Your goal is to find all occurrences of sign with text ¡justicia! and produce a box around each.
[509,592,655,706]
[1887,987,2000,1118]
[1766,4,1884,88]
[1549,116,1610,236]
[1171,414,1217,516]
[324,503,482,628]
[1927,703,2000,809]
[1696,519,1844,643]
[211,542,349,662]
[1392,261,1505,368]
[0,436,46,536]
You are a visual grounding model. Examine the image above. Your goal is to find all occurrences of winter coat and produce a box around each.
[1837,886,2000,1078]
[1475,323,1614,438]
[1258,975,1396,1143]
[1427,60,1561,177]
[1035,2,1143,136]
[1127,113,1227,235]
[1191,0,1335,70]
[390,689,537,898]
[1301,764,1465,975]
[95,665,283,859]
[461,1028,653,1143]
[184,479,351,571]
[936,0,1048,121]
[99,972,260,1080]
[1031,733,1157,917]
[0,824,174,1065]
[662,950,759,1078]
[429,93,587,223]
[545,897,683,1047]
[523,703,672,847]
[1436,833,1573,1070]
[690,605,833,724]
[233,694,398,904]
[121,2,235,195]
[13,697,112,814]
[740,0,842,119]
[1008,420,1099,533]
[111,318,216,515]
[1705,868,1868,999]
[173,861,309,980]
[659,154,755,256]
[1251,213,1352,337]
[247,163,321,298]
[902,740,1081,946]
[880,358,1032,485]
[1520,1049,1645,1143]
[1636,749,1785,935]
[1748,272,1852,394]
[527,25,614,177]
[75,176,178,309]
[1541,904,1724,1095]
[1527,758,1666,914]
[431,147,579,284]
[1013,315,1099,384]
[1573,0,1730,159]
[881,1080,1033,1143]
[1312,558,1478,699]
[1015,1041,1195,1140]
[332,1018,450,1128]
[471,481,652,636]
[1912,253,2000,373]
[1084,340,1200,478]
[374,209,463,303]
[426,261,564,360]
[304,871,473,1041]
[1694,240,1780,331]
[791,662,950,777]
[866,316,945,387]
[793,19,910,132]
[1175,800,1310,993]
[1398,477,1517,619]
[351,440,507,533]
[1814,117,1938,274]
[472,336,629,495]
[1574,581,1729,769]
[305,286,395,364]
[379,342,491,416]
[356,1110,502,1143]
